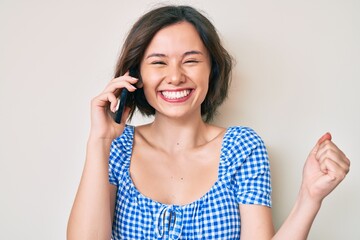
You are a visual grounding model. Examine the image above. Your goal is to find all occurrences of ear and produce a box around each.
[136,79,144,88]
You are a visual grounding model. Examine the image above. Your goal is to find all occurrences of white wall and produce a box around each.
[1,0,359,239]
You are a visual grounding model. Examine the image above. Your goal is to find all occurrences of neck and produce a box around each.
[148,114,209,152]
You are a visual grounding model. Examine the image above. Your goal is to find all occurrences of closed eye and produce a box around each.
[184,60,200,64]
[151,61,166,65]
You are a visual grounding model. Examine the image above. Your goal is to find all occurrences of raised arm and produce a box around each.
[67,73,138,239]
[240,133,350,240]
[273,132,350,239]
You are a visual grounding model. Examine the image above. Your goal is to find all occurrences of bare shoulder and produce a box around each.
[205,124,227,142]
[133,123,152,133]
[132,123,153,146]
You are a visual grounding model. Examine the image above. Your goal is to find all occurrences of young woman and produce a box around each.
[67,5,350,240]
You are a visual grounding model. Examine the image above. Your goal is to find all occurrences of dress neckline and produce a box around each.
[124,125,233,208]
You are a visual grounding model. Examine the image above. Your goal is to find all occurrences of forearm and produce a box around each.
[67,138,114,240]
[272,189,321,240]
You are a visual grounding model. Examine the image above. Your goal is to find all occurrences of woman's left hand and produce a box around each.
[301,133,350,203]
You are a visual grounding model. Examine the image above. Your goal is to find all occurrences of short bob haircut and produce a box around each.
[114,5,233,122]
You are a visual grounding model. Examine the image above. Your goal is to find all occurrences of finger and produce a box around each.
[310,132,332,155]
[92,91,118,110]
[103,73,138,91]
[316,140,350,167]
[319,157,348,182]
[109,94,118,113]
[317,149,350,174]
[312,169,340,196]
[110,74,138,84]
[316,141,346,162]
[318,132,332,145]
[104,78,138,94]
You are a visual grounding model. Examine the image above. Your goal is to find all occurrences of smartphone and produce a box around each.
[113,68,136,124]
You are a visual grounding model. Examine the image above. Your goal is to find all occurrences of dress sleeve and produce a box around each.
[229,127,272,207]
[109,140,121,186]
[108,126,133,186]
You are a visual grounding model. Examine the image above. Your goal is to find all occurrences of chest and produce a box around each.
[129,142,222,205]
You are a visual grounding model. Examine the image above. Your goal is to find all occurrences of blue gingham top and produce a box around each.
[109,125,272,239]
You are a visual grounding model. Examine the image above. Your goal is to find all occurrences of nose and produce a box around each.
[166,63,185,85]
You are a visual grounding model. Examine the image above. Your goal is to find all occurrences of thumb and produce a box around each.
[310,132,332,155]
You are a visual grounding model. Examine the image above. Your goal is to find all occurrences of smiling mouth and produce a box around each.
[161,89,192,100]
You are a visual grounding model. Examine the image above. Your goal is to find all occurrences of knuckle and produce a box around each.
[339,172,347,180]
[345,164,350,174]
[91,95,100,103]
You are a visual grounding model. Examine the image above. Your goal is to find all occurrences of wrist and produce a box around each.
[85,137,113,164]
[87,136,114,147]
[274,185,323,240]
[298,184,323,211]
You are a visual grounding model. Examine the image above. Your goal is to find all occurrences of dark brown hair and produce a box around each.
[114,5,232,122]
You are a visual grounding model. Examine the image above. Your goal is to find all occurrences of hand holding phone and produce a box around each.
[113,69,136,124]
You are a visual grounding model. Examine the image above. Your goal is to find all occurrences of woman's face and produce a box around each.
[140,21,211,120]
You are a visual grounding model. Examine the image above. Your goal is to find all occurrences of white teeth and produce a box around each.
[161,90,191,99]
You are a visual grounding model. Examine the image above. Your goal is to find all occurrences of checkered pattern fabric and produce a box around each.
[109,126,272,239]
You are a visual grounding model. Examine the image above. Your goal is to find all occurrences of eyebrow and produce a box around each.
[183,50,203,56]
[145,50,204,59]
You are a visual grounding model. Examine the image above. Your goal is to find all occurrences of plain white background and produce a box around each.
[1,0,359,239]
